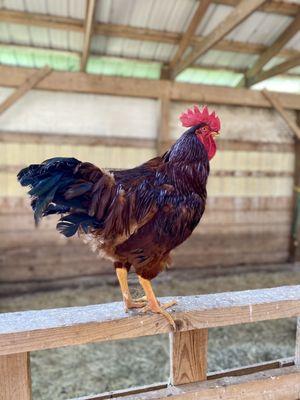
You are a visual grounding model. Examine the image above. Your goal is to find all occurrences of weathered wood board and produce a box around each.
[0,285,299,355]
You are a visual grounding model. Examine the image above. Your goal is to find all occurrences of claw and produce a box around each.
[139,300,177,331]
[134,296,147,302]
[125,299,148,312]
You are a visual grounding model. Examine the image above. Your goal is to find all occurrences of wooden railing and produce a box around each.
[0,286,300,399]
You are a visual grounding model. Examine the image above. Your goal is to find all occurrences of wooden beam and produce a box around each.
[250,55,300,86]
[158,96,170,154]
[0,66,300,110]
[80,0,97,71]
[61,359,295,400]
[0,66,51,116]
[109,366,300,400]
[289,112,300,262]
[262,90,300,139]
[0,9,83,31]
[172,0,267,78]
[0,131,294,153]
[0,130,155,148]
[0,9,298,59]
[170,329,208,385]
[242,12,300,87]
[296,317,300,367]
[213,0,299,16]
[168,0,211,74]
[0,353,31,400]
[0,285,300,355]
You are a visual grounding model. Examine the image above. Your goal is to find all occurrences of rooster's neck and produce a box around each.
[165,130,209,165]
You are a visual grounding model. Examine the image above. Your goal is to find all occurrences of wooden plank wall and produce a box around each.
[0,89,296,284]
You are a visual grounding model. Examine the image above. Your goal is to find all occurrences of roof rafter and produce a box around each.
[250,55,300,86]
[262,89,300,139]
[172,0,267,79]
[80,0,97,72]
[0,9,298,59]
[214,0,299,16]
[168,0,211,73]
[0,66,51,115]
[240,11,300,87]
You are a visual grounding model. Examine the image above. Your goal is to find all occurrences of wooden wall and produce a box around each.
[0,88,296,284]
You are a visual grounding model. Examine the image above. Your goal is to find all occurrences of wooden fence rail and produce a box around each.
[0,285,300,399]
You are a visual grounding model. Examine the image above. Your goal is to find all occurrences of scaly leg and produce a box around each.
[138,276,177,330]
[116,268,147,311]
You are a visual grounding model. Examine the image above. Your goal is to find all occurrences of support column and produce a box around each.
[0,352,31,400]
[170,329,208,385]
[290,111,300,262]
[157,95,170,155]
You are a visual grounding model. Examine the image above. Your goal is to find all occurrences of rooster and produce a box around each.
[18,105,220,330]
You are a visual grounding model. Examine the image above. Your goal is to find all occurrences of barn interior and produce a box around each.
[0,0,300,399]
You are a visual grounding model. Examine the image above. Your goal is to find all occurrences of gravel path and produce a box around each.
[1,264,300,399]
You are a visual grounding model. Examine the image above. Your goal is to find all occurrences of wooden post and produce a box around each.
[0,353,31,400]
[157,96,170,155]
[290,111,300,262]
[296,318,300,367]
[0,66,51,116]
[170,329,208,386]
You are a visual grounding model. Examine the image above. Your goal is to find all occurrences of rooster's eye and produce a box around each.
[201,126,209,133]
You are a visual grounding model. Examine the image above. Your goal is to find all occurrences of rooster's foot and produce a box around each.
[134,296,147,302]
[139,300,177,330]
[124,299,147,312]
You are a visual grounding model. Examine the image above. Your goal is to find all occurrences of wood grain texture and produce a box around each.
[296,317,300,367]
[80,0,97,71]
[170,329,208,385]
[0,353,31,400]
[250,55,300,86]
[0,229,290,282]
[0,66,51,115]
[157,96,170,154]
[0,11,298,57]
[168,0,211,71]
[0,66,300,110]
[0,285,300,355]
[213,0,299,16]
[262,90,300,139]
[58,359,295,400]
[289,112,300,262]
[0,130,155,148]
[108,366,300,399]
[0,196,292,214]
[0,131,295,152]
[244,11,300,85]
[172,0,267,77]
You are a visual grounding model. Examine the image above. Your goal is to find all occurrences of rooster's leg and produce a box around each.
[115,267,147,311]
[138,276,177,330]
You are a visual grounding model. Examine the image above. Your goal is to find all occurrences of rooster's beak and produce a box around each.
[211,131,220,138]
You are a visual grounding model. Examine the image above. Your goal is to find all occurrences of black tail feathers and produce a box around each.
[17,157,100,237]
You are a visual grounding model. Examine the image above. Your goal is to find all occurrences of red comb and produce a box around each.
[180,105,221,131]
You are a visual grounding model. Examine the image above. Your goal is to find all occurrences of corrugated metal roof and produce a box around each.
[0,0,299,92]
[1,0,86,18]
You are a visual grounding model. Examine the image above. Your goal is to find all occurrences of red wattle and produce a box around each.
[197,133,217,160]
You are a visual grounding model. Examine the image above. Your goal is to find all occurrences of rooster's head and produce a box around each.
[180,105,220,160]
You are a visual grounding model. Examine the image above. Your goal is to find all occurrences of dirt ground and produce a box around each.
[1,263,300,400]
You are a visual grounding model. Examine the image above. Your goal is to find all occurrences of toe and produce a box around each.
[134,296,147,303]
[162,300,177,310]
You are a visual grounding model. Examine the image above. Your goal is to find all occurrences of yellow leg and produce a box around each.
[138,276,177,330]
[116,268,147,311]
